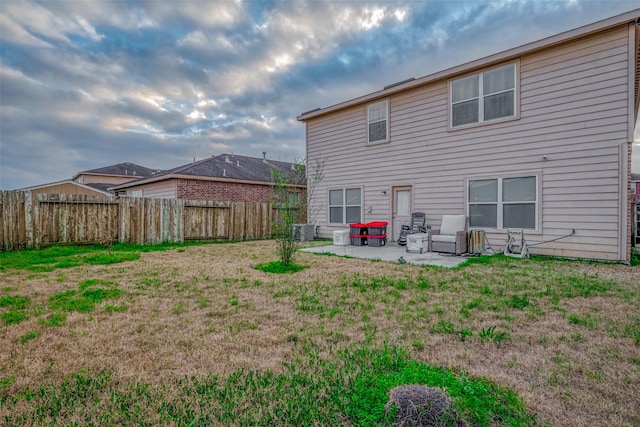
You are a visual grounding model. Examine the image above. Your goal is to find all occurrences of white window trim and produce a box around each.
[466,173,540,232]
[449,61,519,130]
[328,187,363,225]
[366,99,390,144]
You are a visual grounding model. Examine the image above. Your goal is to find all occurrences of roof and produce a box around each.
[72,162,161,180]
[17,179,112,195]
[111,154,306,190]
[84,182,116,193]
[297,8,640,121]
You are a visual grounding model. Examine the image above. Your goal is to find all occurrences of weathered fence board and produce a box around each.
[33,194,119,246]
[0,191,285,251]
[1,191,28,250]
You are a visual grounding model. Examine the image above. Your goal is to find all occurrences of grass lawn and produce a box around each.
[0,241,638,426]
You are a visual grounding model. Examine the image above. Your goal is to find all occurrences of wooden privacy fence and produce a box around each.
[0,191,286,251]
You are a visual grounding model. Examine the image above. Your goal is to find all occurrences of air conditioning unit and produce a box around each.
[292,224,316,241]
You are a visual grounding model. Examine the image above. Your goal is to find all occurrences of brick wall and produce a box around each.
[176,179,303,203]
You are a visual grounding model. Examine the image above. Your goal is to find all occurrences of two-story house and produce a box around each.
[298,10,640,262]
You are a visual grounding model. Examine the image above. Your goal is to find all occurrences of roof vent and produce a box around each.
[384,77,415,90]
[225,155,231,163]
[237,160,240,167]
[223,168,226,177]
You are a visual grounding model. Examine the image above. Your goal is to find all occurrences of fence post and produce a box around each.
[175,199,184,243]
[25,191,34,248]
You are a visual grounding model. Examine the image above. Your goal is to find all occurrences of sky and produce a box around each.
[1,0,639,190]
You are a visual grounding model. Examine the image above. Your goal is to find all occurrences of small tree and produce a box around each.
[270,157,324,266]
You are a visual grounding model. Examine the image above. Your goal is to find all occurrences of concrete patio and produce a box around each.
[300,242,470,268]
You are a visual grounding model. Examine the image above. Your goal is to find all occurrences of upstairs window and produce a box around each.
[367,100,389,143]
[329,188,362,224]
[451,63,516,128]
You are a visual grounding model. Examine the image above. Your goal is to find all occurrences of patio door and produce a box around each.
[392,186,412,241]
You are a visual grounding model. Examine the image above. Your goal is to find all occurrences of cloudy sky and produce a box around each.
[1,0,639,190]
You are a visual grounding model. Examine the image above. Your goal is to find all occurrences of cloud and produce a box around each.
[1,0,639,190]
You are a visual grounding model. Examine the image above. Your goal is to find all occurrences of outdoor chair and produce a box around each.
[398,212,428,246]
[429,214,468,255]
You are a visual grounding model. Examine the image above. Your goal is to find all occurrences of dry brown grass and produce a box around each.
[1,240,639,426]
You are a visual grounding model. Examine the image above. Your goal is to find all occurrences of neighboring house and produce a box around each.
[19,180,112,197]
[72,162,161,188]
[15,162,161,196]
[632,173,640,204]
[110,153,306,202]
[298,10,640,262]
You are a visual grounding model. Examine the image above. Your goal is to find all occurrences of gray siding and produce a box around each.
[126,180,176,199]
[307,25,633,261]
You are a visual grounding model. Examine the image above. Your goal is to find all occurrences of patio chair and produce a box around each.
[398,212,428,246]
[429,214,468,255]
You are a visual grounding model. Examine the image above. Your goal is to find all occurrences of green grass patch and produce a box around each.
[0,295,30,309]
[0,376,15,391]
[630,248,639,267]
[0,295,32,325]
[83,252,140,265]
[254,260,307,274]
[567,313,599,329]
[0,345,537,426]
[39,312,67,327]
[1,309,30,325]
[49,281,122,314]
[104,303,128,313]
[20,331,40,343]
[508,294,530,310]
[478,325,511,343]
[345,347,535,426]
[0,242,216,272]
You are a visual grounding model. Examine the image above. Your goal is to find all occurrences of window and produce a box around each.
[468,176,537,230]
[287,191,299,205]
[367,100,389,143]
[329,188,361,224]
[131,190,143,197]
[451,63,516,128]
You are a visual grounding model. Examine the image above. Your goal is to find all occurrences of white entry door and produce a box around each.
[392,186,411,241]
